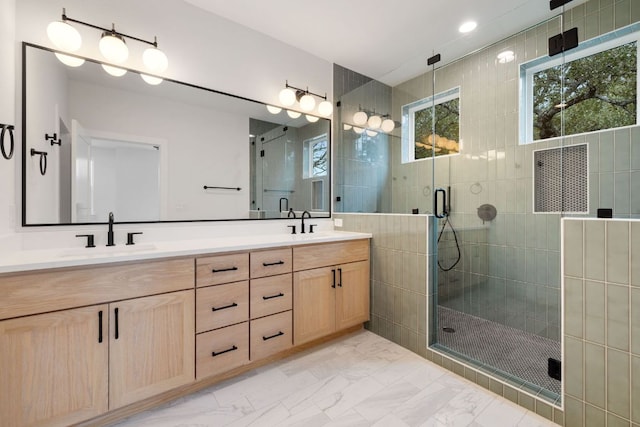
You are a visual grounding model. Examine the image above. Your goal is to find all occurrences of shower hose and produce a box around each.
[437,214,461,272]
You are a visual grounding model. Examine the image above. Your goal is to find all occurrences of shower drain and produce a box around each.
[442,327,456,333]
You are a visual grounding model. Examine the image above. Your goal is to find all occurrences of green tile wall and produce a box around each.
[563,218,639,426]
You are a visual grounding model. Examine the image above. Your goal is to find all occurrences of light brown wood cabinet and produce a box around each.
[109,290,195,409]
[293,240,370,346]
[0,305,109,427]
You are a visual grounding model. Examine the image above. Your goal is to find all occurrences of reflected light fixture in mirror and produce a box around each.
[367,115,382,129]
[102,64,127,77]
[343,123,353,130]
[306,115,319,123]
[54,53,85,67]
[287,110,301,118]
[47,8,168,84]
[353,126,365,134]
[365,129,378,137]
[381,118,395,133]
[141,74,163,85]
[266,105,282,114]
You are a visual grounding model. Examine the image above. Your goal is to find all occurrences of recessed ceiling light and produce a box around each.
[497,50,515,63]
[459,21,477,33]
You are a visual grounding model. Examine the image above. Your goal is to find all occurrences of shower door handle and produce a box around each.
[434,188,447,218]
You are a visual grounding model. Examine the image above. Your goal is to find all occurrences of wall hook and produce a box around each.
[30,149,48,175]
[0,123,15,160]
[45,133,61,146]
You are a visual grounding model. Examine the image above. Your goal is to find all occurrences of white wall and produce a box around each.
[3,0,332,248]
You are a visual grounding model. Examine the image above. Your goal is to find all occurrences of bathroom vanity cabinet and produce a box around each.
[0,237,369,427]
[0,259,195,427]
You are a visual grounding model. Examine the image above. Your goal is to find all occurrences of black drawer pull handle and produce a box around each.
[114,307,119,340]
[331,269,336,288]
[263,292,284,300]
[338,268,343,287]
[263,331,284,341]
[212,302,238,312]
[263,260,284,267]
[212,345,238,357]
[212,266,238,273]
[98,310,103,343]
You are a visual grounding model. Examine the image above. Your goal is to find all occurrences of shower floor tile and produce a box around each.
[437,306,562,396]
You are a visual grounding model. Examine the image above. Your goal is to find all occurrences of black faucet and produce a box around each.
[107,212,115,246]
[300,210,311,234]
[287,208,297,219]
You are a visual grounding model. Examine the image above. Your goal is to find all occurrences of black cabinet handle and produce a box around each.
[212,345,238,357]
[212,302,238,312]
[212,266,238,273]
[262,260,285,267]
[338,268,343,287]
[263,331,284,341]
[114,307,119,340]
[331,269,336,288]
[263,292,284,300]
[98,310,103,343]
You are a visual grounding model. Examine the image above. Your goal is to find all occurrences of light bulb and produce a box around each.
[299,94,316,111]
[305,115,319,123]
[54,53,85,67]
[141,74,163,85]
[102,64,127,77]
[367,115,382,129]
[381,119,395,133]
[99,33,128,63]
[366,129,378,137]
[143,47,168,73]
[287,110,301,119]
[266,105,282,114]
[353,111,368,125]
[459,21,477,33]
[47,21,82,51]
[318,100,333,116]
[353,127,365,134]
[279,88,296,106]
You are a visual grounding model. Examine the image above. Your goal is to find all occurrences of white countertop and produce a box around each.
[0,231,371,274]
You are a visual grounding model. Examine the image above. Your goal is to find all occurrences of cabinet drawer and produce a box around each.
[250,311,292,361]
[250,248,292,278]
[196,281,249,333]
[196,322,249,379]
[196,253,249,287]
[293,240,369,271]
[250,274,292,319]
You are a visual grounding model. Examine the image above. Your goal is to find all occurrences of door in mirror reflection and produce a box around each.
[71,120,161,222]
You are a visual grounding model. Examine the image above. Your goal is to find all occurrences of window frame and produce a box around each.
[401,86,461,163]
[303,134,328,179]
[519,23,640,144]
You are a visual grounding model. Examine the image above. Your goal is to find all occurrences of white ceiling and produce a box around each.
[183,0,572,86]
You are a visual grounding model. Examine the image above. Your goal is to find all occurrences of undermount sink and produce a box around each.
[60,243,157,258]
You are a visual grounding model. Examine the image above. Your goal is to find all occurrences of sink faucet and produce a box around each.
[107,211,115,246]
[300,210,311,234]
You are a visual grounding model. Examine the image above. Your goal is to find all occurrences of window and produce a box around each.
[520,25,639,143]
[303,134,328,178]
[401,87,460,163]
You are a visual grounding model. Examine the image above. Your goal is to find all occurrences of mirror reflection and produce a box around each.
[22,43,330,225]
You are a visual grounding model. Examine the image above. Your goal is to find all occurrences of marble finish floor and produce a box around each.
[113,330,556,427]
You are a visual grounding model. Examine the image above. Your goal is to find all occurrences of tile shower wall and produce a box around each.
[334,213,431,357]
[389,0,640,341]
[562,218,640,427]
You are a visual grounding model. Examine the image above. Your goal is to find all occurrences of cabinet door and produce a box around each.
[109,290,195,409]
[293,267,336,345]
[335,261,370,331]
[0,305,108,427]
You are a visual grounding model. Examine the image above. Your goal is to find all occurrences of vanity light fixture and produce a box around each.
[367,115,382,129]
[47,8,168,84]
[353,111,368,126]
[351,108,396,134]
[278,81,333,117]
